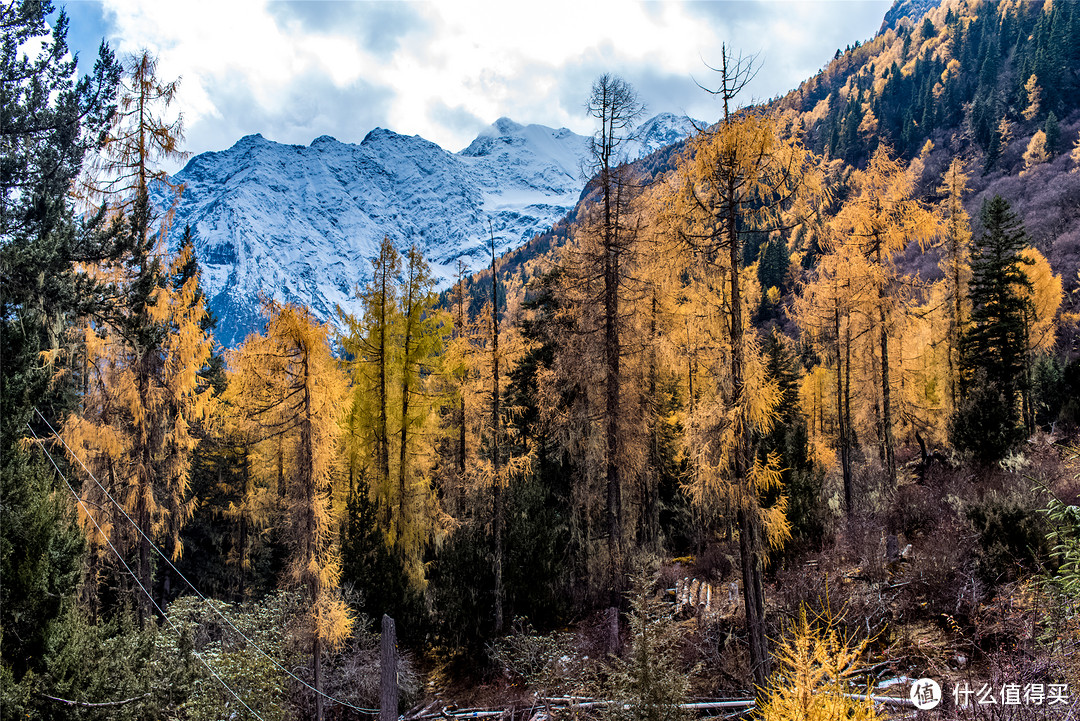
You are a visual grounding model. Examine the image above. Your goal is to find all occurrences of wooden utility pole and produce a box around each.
[380,615,398,721]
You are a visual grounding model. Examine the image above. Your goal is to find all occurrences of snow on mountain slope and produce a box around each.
[624,112,700,160]
[166,114,688,346]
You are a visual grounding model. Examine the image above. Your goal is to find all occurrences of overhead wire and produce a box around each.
[26,423,268,721]
[33,408,380,715]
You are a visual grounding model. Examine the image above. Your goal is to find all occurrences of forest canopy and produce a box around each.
[3,1,1079,719]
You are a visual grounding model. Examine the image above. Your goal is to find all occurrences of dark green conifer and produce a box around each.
[1044,111,1060,155]
[951,195,1032,462]
[1,1,120,698]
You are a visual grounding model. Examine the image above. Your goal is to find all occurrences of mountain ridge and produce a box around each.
[166,114,696,345]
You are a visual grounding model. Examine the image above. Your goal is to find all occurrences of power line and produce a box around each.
[26,423,268,721]
[34,408,380,715]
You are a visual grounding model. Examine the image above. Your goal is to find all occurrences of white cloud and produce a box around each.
[88,0,891,170]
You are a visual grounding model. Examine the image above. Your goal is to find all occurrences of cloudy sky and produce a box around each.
[60,0,892,173]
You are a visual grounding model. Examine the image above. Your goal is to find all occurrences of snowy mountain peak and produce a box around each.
[360,127,398,144]
[625,112,700,160]
[235,133,268,147]
[490,117,523,135]
[166,113,694,345]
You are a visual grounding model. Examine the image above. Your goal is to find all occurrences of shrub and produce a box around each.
[159,592,296,721]
[603,564,694,721]
[950,375,1026,465]
[966,492,1049,586]
[755,605,880,721]
[489,620,580,695]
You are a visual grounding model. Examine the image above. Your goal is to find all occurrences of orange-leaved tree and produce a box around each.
[830,144,937,487]
[226,300,351,721]
[62,51,212,623]
[664,46,822,685]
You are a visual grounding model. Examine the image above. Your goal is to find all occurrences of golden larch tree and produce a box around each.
[830,144,937,487]
[226,301,352,721]
[937,157,973,413]
[664,51,821,682]
[62,51,211,623]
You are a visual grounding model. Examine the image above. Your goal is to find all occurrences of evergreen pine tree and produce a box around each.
[1,0,120,698]
[761,333,825,555]
[1044,111,1060,155]
[951,196,1032,463]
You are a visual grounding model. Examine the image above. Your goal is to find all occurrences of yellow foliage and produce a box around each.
[1019,247,1063,354]
[663,109,822,559]
[755,607,880,721]
[1023,130,1049,174]
[998,116,1014,149]
[798,146,940,483]
[942,58,961,82]
[833,145,938,258]
[63,241,214,561]
[857,108,878,137]
[1023,74,1041,122]
[226,300,352,649]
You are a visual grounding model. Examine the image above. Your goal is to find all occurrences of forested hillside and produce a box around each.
[3,1,1079,720]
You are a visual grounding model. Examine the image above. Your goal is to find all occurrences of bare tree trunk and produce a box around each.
[314,633,324,721]
[737,506,769,687]
[586,74,641,607]
[239,453,250,600]
[137,493,152,625]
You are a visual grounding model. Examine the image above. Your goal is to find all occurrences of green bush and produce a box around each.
[950,375,1026,464]
[966,492,1048,585]
[602,564,693,721]
[1042,452,1080,605]
[158,592,296,721]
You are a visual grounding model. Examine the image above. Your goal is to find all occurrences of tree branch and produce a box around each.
[41,692,151,708]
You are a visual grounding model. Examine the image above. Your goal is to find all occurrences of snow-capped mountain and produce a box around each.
[625,112,700,160]
[167,114,691,345]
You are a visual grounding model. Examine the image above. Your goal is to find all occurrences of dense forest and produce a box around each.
[3,0,1079,720]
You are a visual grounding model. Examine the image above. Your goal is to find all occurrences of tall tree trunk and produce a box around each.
[643,292,660,551]
[138,499,152,625]
[949,243,962,411]
[876,241,896,487]
[456,267,468,475]
[378,264,390,527]
[314,633,324,721]
[298,356,324,721]
[835,300,852,516]
[727,177,769,688]
[737,506,769,686]
[398,316,413,559]
[380,615,398,721]
[238,452,250,600]
[603,169,623,605]
[490,228,504,634]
